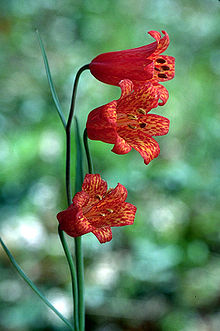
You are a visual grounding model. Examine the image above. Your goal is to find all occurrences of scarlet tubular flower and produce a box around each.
[57,174,136,243]
[89,30,175,106]
[87,79,170,165]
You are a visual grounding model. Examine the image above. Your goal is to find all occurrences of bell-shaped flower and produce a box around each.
[89,30,175,106]
[57,174,136,243]
[86,79,170,165]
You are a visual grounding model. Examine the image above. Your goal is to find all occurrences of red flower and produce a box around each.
[89,30,175,106]
[57,174,136,243]
[86,79,169,165]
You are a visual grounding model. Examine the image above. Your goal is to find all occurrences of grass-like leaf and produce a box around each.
[0,237,74,330]
[36,30,66,128]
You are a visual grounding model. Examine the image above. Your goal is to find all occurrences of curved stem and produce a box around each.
[0,237,74,331]
[66,64,90,131]
[58,228,79,331]
[66,64,90,206]
[83,129,94,174]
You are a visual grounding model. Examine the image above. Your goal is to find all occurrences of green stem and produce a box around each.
[66,64,89,206]
[67,64,90,131]
[75,237,84,331]
[65,65,89,331]
[74,117,84,194]
[0,237,74,331]
[58,228,79,331]
[83,129,94,174]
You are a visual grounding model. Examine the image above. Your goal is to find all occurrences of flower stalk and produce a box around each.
[83,129,94,174]
[65,65,89,331]
[58,227,79,331]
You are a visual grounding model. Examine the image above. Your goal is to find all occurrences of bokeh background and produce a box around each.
[1,0,220,330]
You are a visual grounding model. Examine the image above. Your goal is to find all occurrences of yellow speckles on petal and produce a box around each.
[137,108,146,115]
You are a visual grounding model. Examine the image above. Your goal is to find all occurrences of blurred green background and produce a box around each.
[0,0,220,330]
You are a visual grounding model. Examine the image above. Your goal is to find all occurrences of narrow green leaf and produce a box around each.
[36,30,66,128]
[0,237,74,330]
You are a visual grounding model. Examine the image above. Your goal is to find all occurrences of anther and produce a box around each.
[158,73,167,78]
[137,108,146,115]
[162,65,170,71]
[96,194,102,200]
[99,213,106,217]
[107,188,113,194]
[156,58,166,64]
[140,123,146,128]
[128,124,136,129]
[107,209,114,213]
[127,114,138,120]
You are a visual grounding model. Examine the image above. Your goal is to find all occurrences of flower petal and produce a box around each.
[82,174,108,199]
[86,101,118,143]
[152,83,169,106]
[141,114,170,136]
[120,130,160,164]
[112,135,132,154]
[87,201,136,231]
[89,48,154,86]
[104,202,136,227]
[85,183,128,222]
[73,191,89,207]
[92,227,112,243]
[57,207,94,237]
[119,79,134,99]
[117,82,159,115]
[148,30,162,44]
[105,183,128,202]
[149,30,170,56]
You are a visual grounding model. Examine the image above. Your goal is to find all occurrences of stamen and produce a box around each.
[158,73,167,78]
[127,114,138,120]
[99,213,106,217]
[162,65,170,71]
[96,194,102,200]
[128,124,137,129]
[156,58,166,64]
[107,209,114,213]
[140,123,146,128]
[154,67,160,71]
[107,188,113,194]
[137,108,146,115]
